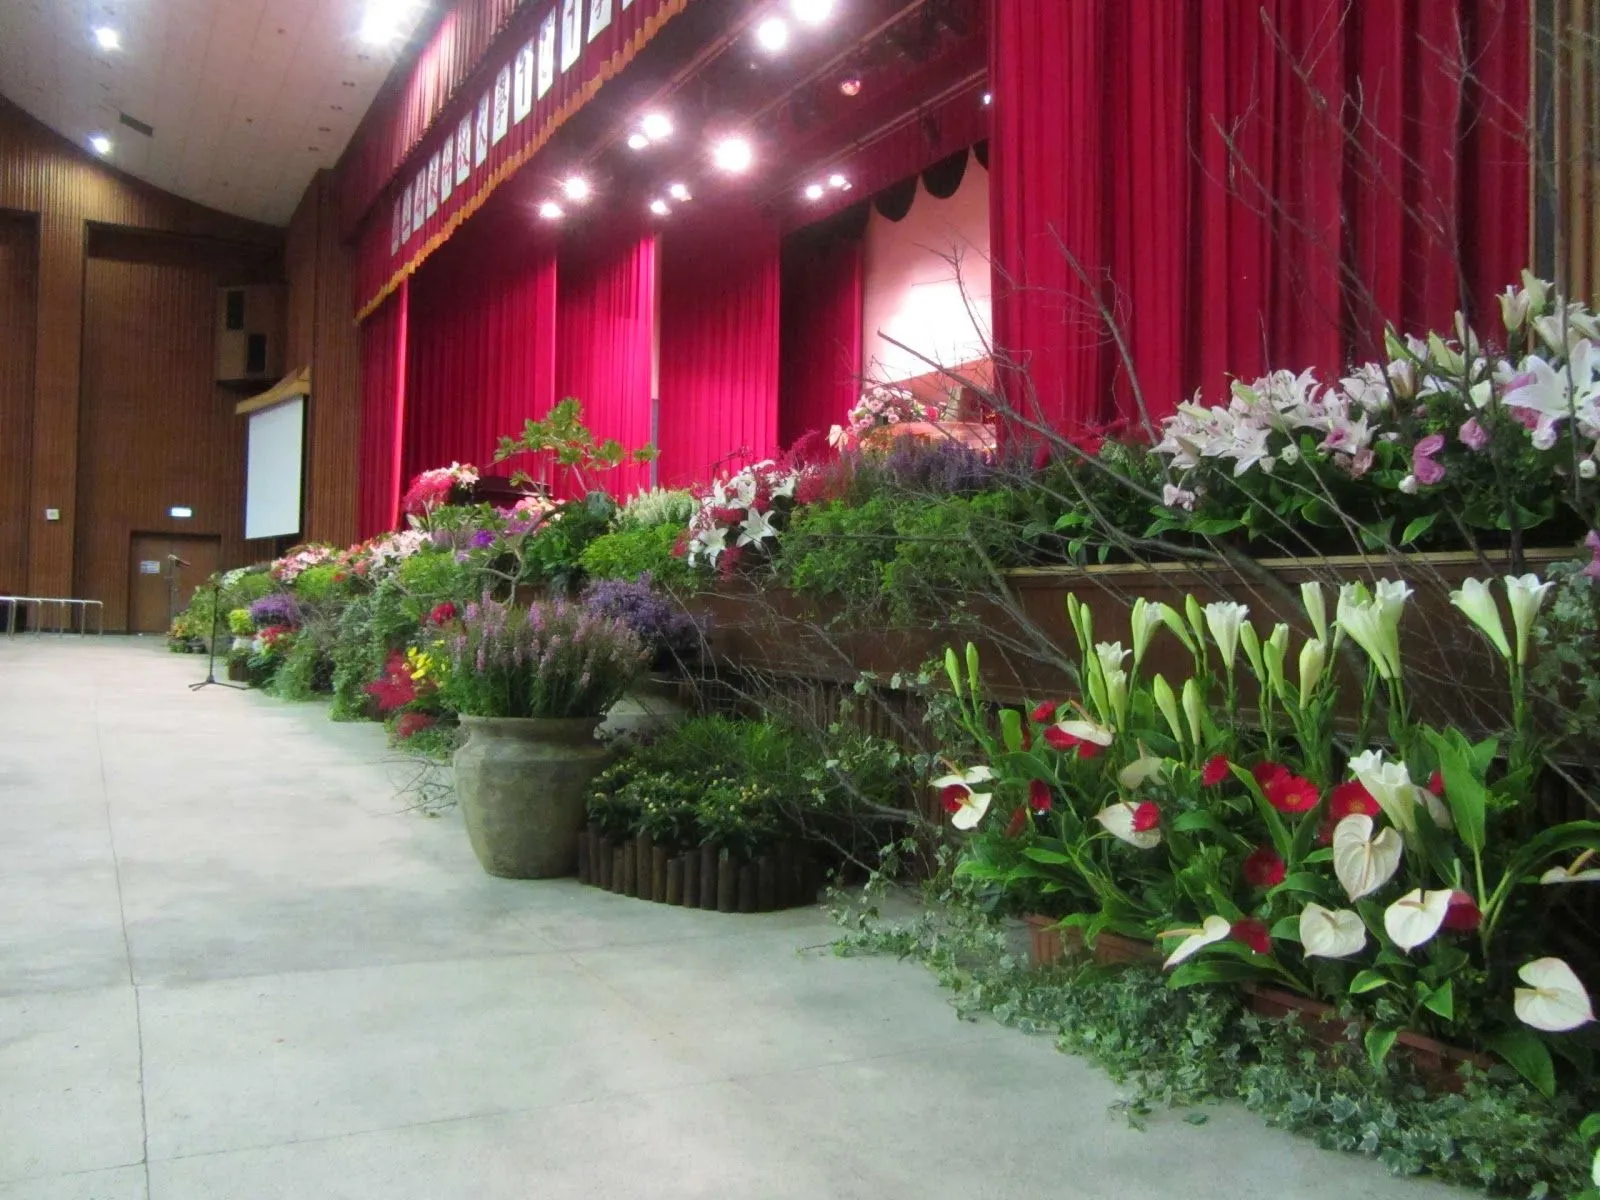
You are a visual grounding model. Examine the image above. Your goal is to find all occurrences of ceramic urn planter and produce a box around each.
[453,716,608,878]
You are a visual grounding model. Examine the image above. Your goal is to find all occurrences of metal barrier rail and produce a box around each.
[1,597,104,636]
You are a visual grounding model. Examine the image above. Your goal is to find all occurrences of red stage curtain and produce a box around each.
[779,226,863,446]
[402,226,558,487]
[657,209,781,488]
[556,233,657,499]
[989,0,1532,433]
[357,281,409,539]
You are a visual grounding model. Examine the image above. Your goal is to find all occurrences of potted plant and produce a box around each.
[435,594,648,878]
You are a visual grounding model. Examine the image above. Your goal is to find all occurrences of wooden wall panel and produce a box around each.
[0,97,280,601]
[0,211,37,593]
[1554,0,1599,297]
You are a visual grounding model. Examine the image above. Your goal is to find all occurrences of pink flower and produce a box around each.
[1459,418,1489,451]
[1412,433,1447,485]
[1586,531,1600,582]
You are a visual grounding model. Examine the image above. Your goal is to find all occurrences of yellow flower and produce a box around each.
[406,648,433,681]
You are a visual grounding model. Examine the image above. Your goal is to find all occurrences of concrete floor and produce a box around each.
[0,637,1460,1200]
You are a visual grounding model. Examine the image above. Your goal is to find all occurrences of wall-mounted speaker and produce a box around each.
[216,285,285,385]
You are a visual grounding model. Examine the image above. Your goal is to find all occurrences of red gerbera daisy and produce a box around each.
[1231,918,1272,955]
[1201,754,1232,788]
[1030,699,1059,724]
[1266,773,1321,814]
[1131,801,1161,832]
[1242,845,1286,888]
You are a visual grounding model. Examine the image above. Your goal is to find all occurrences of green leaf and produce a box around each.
[1365,1026,1399,1070]
[1021,847,1076,866]
[1168,959,1275,989]
[999,708,1024,754]
[1426,728,1488,855]
[1399,513,1438,546]
[1422,980,1455,1020]
[1188,516,1246,536]
[1487,1029,1558,1098]
[1269,872,1325,896]
[1171,810,1236,838]
[1269,915,1301,942]
[1348,969,1391,995]
[1579,1113,1600,1142]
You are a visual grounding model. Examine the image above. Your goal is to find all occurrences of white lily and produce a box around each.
[1336,583,1400,680]
[736,507,779,547]
[1117,750,1168,790]
[1151,674,1185,748]
[1332,813,1403,901]
[1450,577,1512,662]
[1130,599,1162,668]
[1299,903,1368,959]
[1160,915,1232,968]
[730,472,759,508]
[690,524,729,564]
[1094,802,1162,850]
[1503,574,1554,666]
[1348,748,1421,835]
[1204,602,1250,673]
[1298,637,1328,703]
[1513,957,1595,1032]
[768,472,797,500]
[931,765,995,832]
[1383,888,1454,951]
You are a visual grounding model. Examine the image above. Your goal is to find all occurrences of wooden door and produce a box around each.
[128,533,220,634]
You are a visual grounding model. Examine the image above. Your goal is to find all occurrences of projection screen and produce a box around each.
[244,397,305,541]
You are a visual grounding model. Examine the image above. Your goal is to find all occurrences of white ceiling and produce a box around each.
[0,0,430,227]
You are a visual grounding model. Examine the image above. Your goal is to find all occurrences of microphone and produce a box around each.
[169,556,191,567]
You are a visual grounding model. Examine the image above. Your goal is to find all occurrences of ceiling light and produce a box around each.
[562,176,591,202]
[641,112,673,140]
[756,17,789,52]
[93,26,120,51]
[982,92,992,106]
[828,173,848,189]
[803,183,824,201]
[667,182,691,202]
[649,199,671,216]
[359,0,414,45]
[538,201,563,220]
[712,137,753,173]
[89,134,112,155]
[838,76,861,97]
[791,0,835,23]
[627,132,650,151]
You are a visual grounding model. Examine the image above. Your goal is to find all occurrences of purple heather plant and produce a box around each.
[247,592,301,629]
[878,437,996,496]
[580,574,701,662]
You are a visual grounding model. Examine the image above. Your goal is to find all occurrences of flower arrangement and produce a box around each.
[247,592,301,629]
[337,529,429,579]
[827,384,937,450]
[941,574,1600,1092]
[401,462,480,520]
[579,574,701,663]
[683,459,807,573]
[433,595,648,719]
[270,544,337,585]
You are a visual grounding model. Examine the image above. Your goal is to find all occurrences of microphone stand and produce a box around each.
[190,576,247,692]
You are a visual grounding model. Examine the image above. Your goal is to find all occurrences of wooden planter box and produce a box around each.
[226,658,252,683]
[1022,914,1161,969]
[575,829,821,913]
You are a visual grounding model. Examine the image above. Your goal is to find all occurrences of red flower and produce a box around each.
[1442,890,1482,932]
[1328,780,1381,820]
[1004,807,1028,839]
[1028,780,1054,814]
[709,505,745,525]
[1427,770,1445,797]
[1242,845,1286,888]
[1131,801,1161,832]
[1201,755,1232,787]
[671,530,690,559]
[1231,918,1272,955]
[1265,773,1321,814]
[428,601,458,625]
[717,545,746,578]
[940,784,970,815]
[1252,761,1290,791]
[365,651,419,715]
[394,712,437,740]
[1030,699,1060,724]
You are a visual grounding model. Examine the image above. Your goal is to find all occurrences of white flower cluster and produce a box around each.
[827,384,934,449]
[685,460,802,567]
[270,544,336,584]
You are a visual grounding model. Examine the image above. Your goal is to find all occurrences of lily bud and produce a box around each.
[1237,621,1265,687]
[1263,623,1290,699]
[1449,578,1512,663]
[1152,673,1185,748]
[1181,677,1206,747]
[1297,638,1327,704]
[1204,601,1250,674]
[1300,581,1328,643]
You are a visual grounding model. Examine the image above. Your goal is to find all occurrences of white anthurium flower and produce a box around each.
[1117,750,1168,790]
[1181,677,1206,746]
[1348,749,1420,835]
[1383,888,1454,952]
[1503,574,1554,666]
[736,508,779,547]
[932,766,995,832]
[1095,802,1162,850]
[1332,813,1404,901]
[1301,582,1329,643]
[1055,719,1115,748]
[1450,577,1512,662]
[1298,637,1328,703]
[1160,915,1232,968]
[1513,957,1596,1032]
[1204,602,1250,672]
[1151,674,1185,747]
[1539,852,1600,884]
[1299,903,1368,959]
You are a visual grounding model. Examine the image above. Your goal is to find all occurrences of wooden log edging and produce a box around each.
[577,829,822,912]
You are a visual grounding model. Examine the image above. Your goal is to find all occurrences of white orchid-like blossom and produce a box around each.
[1332,813,1404,901]
[1503,574,1554,666]
[1094,802,1162,850]
[1513,957,1595,1032]
[1449,577,1512,662]
[932,765,995,832]
[737,507,779,547]
[1383,888,1454,952]
[1299,903,1368,959]
[1347,749,1421,835]
[1335,581,1408,680]
[1204,602,1250,673]
[1160,915,1232,968]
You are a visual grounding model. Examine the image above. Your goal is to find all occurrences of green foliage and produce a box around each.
[227,608,254,636]
[396,550,475,603]
[292,563,342,605]
[268,632,326,701]
[494,397,657,491]
[615,487,695,532]
[579,523,695,591]
[329,595,379,721]
[1528,559,1600,755]
[520,491,618,593]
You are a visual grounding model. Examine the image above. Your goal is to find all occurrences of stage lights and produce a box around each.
[538,201,563,220]
[641,112,673,140]
[649,198,671,216]
[359,0,416,44]
[802,173,850,201]
[756,17,789,52]
[93,26,120,50]
[982,92,992,106]
[827,173,848,189]
[712,137,753,173]
[667,182,691,202]
[89,134,112,155]
[838,76,862,97]
[803,183,824,201]
[791,0,835,23]
[627,132,650,150]
[562,176,591,202]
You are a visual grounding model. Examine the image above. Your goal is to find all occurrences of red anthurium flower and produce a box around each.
[1427,770,1445,797]
[1030,699,1059,724]
[1252,761,1291,791]
[1201,755,1232,787]
[1004,807,1029,839]
[1028,780,1054,814]
[1231,918,1272,955]
[1266,773,1321,813]
[1442,890,1482,932]
[1242,845,1287,888]
[1131,801,1161,832]
[940,784,971,815]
